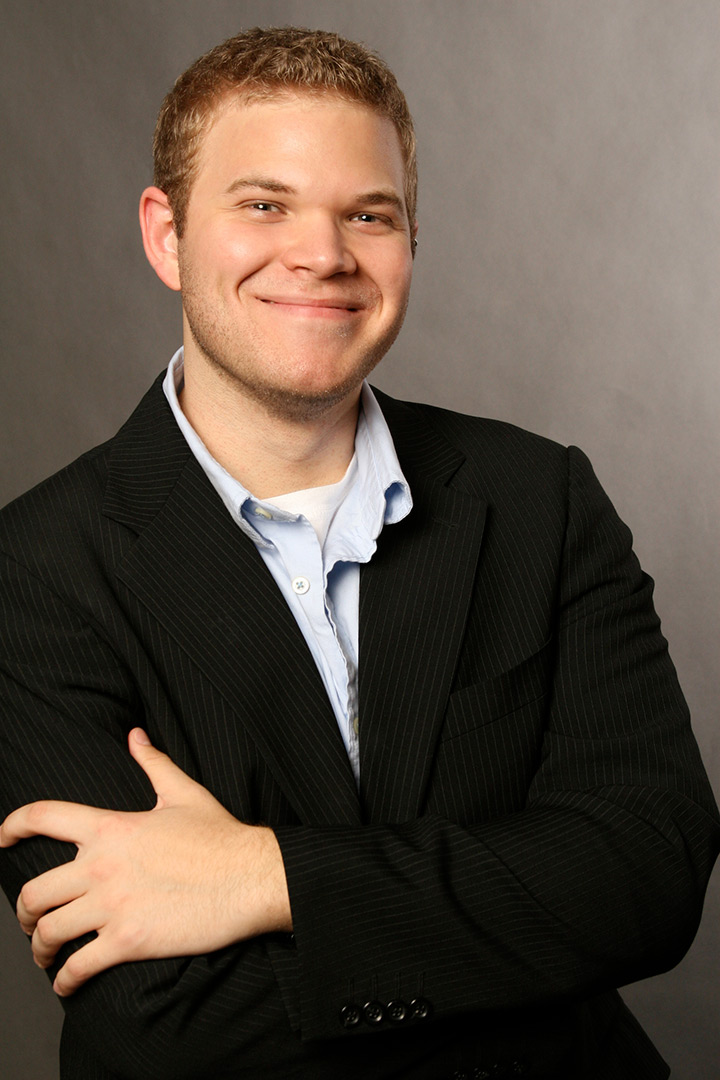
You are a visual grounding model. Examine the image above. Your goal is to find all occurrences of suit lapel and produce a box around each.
[104,378,361,826]
[102,378,487,828]
[358,393,488,823]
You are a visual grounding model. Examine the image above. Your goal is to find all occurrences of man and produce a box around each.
[0,26,718,1080]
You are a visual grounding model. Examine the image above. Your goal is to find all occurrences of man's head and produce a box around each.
[153,26,417,238]
[141,27,417,423]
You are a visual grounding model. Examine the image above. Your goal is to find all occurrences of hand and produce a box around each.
[0,728,291,996]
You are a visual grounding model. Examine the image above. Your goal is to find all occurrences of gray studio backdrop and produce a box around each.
[1,2,718,1077]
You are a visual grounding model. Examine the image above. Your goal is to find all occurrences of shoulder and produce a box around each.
[0,373,182,576]
[0,440,112,551]
[374,387,565,453]
[372,387,578,494]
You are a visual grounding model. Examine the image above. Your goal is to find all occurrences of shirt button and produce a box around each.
[292,576,310,595]
[253,506,273,519]
[352,715,360,736]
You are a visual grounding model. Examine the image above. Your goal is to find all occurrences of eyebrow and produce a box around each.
[223,177,405,215]
[354,189,406,215]
[223,176,297,196]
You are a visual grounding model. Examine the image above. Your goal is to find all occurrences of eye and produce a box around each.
[235,200,286,220]
[349,211,397,230]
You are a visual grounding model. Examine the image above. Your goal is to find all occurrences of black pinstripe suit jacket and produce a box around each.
[1,376,718,1080]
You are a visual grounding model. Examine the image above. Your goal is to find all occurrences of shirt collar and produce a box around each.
[162,347,412,548]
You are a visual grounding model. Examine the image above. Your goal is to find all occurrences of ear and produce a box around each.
[139,186,181,291]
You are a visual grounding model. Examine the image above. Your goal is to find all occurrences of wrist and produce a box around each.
[242,825,292,936]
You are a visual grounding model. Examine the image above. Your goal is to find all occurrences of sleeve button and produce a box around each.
[362,1000,384,1025]
[386,999,408,1023]
[409,996,433,1020]
[339,1004,362,1028]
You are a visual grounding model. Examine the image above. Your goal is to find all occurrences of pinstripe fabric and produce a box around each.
[0,376,718,1080]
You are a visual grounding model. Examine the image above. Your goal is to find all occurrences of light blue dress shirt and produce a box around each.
[163,349,412,782]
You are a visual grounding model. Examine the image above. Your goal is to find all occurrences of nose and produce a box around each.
[281,215,357,277]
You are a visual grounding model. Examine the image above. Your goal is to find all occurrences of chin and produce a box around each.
[248,378,364,423]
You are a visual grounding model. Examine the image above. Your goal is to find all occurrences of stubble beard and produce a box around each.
[179,270,408,424]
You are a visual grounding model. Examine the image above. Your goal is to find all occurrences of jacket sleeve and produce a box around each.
[0,552,303,1080]
[274,445,720,1042]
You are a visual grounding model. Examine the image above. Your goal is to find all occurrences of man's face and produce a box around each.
[176,91,415,420]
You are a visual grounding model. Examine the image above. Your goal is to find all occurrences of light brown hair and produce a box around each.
[153,26,417,237]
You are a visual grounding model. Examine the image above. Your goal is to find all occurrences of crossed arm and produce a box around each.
[2,446,719,1071]
[0,726,291,996]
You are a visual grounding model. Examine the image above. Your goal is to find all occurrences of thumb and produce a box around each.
[127,728,199,805]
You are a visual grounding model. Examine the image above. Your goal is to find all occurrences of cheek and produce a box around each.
[183,225,276,286]
[380,256,413,310]
[224,233,277,280]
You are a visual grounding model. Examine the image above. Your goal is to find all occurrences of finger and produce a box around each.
[0,800,104,847]
[32,899,100,970]
[52,933,124,997]
[17,860,86,934]
[127,728,204,804]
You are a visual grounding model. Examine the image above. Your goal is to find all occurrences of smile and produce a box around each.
[258,297,363,317]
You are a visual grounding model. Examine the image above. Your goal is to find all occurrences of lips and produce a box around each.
[258,295,363,312]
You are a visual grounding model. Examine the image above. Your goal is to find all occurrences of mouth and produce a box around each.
[257,296,364,316]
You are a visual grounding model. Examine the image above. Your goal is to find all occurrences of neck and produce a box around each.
[179,356,361,500]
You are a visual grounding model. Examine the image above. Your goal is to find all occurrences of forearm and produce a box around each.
[0,825,297,1079]
[277,777,719,1043]
[0,662,293,1076]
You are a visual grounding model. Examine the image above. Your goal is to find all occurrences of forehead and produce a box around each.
[192,89,405,189]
